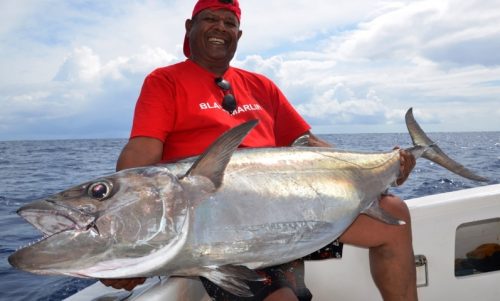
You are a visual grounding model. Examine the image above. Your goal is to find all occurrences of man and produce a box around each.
[102,0,417,300]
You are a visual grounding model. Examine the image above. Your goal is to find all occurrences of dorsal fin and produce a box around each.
[182,120,259,188]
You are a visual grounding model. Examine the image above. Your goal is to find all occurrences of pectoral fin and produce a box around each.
[198,265,265,297]
[361,201,406,225]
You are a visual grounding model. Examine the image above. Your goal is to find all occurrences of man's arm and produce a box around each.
[303,131,332,147]
[116,137,164,171]
[299,131,415,185]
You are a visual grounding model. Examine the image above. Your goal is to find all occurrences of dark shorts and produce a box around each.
[201,240,343,301]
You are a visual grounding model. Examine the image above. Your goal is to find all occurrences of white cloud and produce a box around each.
[295,83,387,121]
[238,0,402,55]
[54,47,101,82]
[328,0,500,67]
[239,0,500,132]
[0,44,178,140]
[0,0,499,140]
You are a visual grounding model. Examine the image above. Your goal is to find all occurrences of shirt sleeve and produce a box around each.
[130,70,176,142]
[270,83,311,146]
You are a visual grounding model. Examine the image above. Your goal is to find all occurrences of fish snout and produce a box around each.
[18,199,97,236]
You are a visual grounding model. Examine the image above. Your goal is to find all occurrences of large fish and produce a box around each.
[9,108,487,296]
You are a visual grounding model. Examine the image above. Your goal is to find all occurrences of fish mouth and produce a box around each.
[9,200,103,275]
[17,199,98,239]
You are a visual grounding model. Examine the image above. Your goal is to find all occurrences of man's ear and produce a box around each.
[185,19,193,34]
[237,30,243,41]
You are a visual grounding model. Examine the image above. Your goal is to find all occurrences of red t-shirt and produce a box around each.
[130,59,310,161]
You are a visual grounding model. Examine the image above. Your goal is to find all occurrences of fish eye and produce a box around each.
[88,181,112,200]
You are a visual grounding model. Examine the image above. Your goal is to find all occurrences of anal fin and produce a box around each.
[198,265,265,297]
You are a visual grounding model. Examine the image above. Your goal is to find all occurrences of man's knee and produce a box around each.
[380,194,411,225]
[375,195,413,248]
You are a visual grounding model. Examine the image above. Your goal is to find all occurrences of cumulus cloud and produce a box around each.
[295,84,387,122]
[244,0,500,131]
[0,45,179,140]
[0,0,499,140]
[331,0,500,67]
[54,47,101,82]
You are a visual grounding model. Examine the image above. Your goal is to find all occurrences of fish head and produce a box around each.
[8,166,187,277]
[9,120,259,278]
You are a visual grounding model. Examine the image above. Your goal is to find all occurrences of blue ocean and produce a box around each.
[1,132,499,300]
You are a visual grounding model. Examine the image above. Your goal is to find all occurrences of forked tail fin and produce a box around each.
[405,108,488,182]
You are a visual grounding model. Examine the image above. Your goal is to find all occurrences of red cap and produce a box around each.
[183,0,241,57]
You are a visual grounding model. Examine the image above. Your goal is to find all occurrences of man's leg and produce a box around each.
[264,287,298,301]
[339,195,418,301]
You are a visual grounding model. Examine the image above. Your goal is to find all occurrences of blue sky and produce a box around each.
[1,0,499,141]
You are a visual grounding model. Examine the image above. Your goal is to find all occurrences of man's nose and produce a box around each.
[213,20,228,31]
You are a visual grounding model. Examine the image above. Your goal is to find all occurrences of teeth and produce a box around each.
[16,233,52,251]
[208,37,225,45]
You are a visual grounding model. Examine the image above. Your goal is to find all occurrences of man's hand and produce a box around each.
[292,131,333,147]
[294,133,415,185]
[100,277,146,291]
[395,148,416,186]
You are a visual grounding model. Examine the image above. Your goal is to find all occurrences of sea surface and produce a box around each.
[0,132,499,301]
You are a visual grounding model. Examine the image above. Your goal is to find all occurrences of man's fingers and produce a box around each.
[100,277,146,291]
[396,149,416,186]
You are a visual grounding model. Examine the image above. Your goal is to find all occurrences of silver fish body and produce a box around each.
[168,147,401,268]
[8,109,487,296]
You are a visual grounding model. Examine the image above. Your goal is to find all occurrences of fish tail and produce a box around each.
[405,108,488,182]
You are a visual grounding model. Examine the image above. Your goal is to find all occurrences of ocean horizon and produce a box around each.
[2,129,499,143]
[1,132,499,300]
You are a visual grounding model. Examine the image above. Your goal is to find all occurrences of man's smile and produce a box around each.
[208,37,226,45]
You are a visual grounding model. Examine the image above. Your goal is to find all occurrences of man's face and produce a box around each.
[186,9,242,66]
